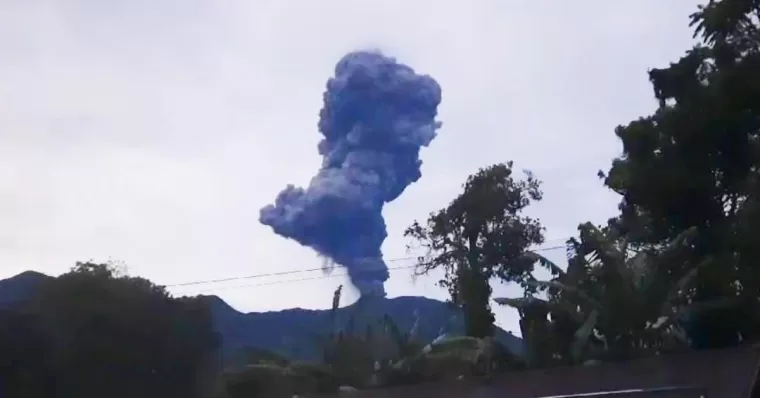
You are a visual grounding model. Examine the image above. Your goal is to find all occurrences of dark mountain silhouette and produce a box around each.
[0,271,52,307]
[204,293,524,360]
[0,272,523,360]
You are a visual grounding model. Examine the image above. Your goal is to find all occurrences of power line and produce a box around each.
[165,256,418,287]
[172,264,418,295]
[534,244,566,252]
[166,243,566,291]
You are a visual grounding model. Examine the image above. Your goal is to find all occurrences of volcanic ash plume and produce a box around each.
[259,51,442,297]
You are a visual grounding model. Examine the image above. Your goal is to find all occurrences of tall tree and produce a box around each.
[601,0,760,347]
[405,162,545,338]
[25,262,220,398]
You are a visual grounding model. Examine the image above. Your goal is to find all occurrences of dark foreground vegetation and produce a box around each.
[2,0,760,396]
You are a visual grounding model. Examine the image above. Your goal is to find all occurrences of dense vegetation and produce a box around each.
[1,0,759,396]
[409,0,760,367]
[0,262,219,398]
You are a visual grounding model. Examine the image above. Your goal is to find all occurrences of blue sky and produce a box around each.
[0,0,701,335]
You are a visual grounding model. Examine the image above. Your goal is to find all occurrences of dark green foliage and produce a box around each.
[406,162,545,338]
[0,308,54,398]
[602,0,760,349]
[0,262,219,398]
[221,364,293,398]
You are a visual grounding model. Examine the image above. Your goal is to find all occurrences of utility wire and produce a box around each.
[166,243,567,292]
[171,264,418,295]
[165,256,419,287]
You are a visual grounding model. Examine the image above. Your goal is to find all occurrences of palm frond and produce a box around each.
[525,251,565,277]
[524,280,601,309]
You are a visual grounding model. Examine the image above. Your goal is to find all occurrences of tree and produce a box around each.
[25,262,220,398]
[0,308,54,398]
[405,162,545,338]
[496,223,729,365]
[601,0,760,348]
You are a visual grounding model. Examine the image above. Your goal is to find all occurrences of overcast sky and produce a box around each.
[0,0,702,335]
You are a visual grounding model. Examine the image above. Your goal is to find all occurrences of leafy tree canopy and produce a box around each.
[406,162,545,338]
[601,0,760,348]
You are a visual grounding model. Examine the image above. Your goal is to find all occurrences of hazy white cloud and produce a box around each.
[0,0,702,333]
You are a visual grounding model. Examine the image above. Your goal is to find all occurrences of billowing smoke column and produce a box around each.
[259,51,442,297]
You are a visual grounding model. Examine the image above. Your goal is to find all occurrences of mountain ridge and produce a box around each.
[0,271,524,360]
